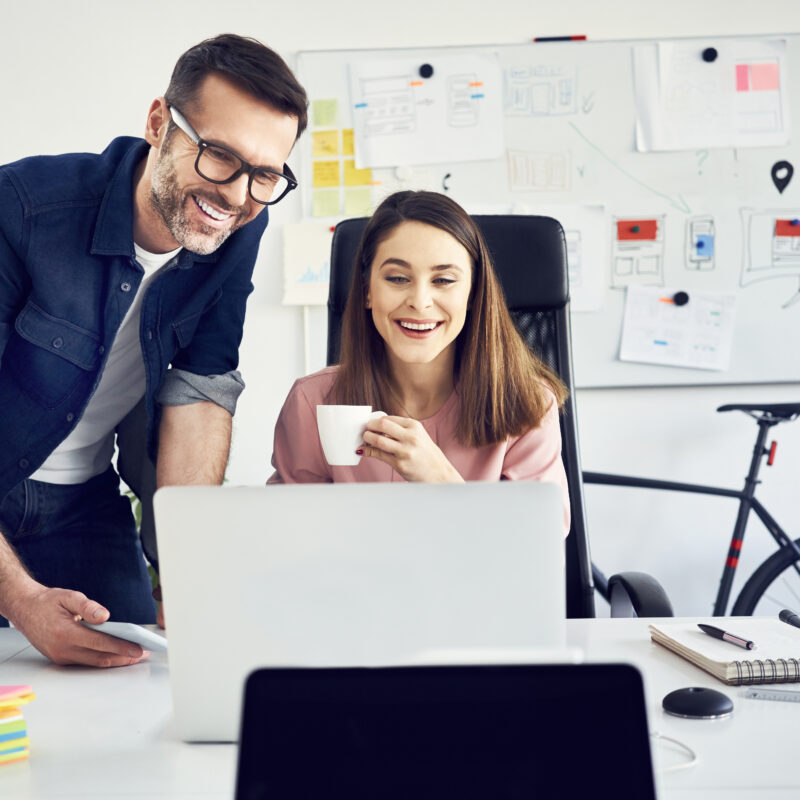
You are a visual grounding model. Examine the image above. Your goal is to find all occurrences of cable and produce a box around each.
[650,730,698,773]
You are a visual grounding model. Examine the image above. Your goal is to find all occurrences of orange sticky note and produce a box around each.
[775,219,800,237]
[617,220,658,241]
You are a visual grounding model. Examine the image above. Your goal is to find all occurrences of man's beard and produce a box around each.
[149,139,246,255]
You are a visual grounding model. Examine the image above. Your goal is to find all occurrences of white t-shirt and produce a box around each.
[32,244,182,484]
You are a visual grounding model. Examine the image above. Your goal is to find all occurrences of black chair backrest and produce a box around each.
[327,215,595,618]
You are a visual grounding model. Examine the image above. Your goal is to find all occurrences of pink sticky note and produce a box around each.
[735,64,749,92]
[0,687,31,701]
[750,62,780,91]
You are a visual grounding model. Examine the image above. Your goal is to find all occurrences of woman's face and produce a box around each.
[366,220,473,370]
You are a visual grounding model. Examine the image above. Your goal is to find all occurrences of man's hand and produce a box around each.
[7,582,149,668]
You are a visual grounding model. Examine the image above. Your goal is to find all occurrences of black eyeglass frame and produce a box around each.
[168,105,298,206]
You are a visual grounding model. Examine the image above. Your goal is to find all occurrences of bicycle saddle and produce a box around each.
[717,403,800,420]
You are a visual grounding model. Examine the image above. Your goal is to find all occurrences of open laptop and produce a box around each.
[235,663,657,800]
[154,481,567,742]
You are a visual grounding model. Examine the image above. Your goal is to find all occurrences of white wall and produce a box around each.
[2,0,798,615]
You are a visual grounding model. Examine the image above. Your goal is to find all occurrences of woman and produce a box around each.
[269,191,570,530]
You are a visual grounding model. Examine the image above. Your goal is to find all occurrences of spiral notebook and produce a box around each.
[650,620,800,685]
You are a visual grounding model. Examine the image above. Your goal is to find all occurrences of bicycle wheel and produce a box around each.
[731,538,800,616]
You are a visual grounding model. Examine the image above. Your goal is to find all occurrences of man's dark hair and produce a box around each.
[165,33,308,139]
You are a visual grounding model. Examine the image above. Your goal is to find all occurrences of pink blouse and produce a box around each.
[268,366,570,532]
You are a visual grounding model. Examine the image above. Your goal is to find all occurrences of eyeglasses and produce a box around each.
[168,106,297,205]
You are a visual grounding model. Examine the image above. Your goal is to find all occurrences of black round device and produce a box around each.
[662,687,733,719]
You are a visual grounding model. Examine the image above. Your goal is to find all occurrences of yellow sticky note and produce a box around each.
[343,159,372,187]
[312,98,338,128]
[312,130,340,158]
[342,129,355,157]
[344,187,373,217]
[313,160,341,188]
[312,190,341,218]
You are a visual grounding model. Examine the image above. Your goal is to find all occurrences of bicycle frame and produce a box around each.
[584,414,800,615]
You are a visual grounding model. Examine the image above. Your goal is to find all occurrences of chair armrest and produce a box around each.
[608,572,674,618]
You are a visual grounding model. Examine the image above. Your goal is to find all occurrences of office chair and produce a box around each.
[327,215,673,618]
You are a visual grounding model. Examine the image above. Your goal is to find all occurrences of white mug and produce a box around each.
[316,405,386,466]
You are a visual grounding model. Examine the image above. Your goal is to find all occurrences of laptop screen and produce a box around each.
[235,663,656,800]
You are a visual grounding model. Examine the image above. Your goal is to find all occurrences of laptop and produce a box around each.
[235,663,657,800]
[154,481,567,742]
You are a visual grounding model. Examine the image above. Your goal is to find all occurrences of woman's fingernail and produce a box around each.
[356,449,364,455]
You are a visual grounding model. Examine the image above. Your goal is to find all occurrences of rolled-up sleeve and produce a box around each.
[157,368,245,416]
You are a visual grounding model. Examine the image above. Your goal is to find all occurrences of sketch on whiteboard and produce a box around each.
[507,149,571,192]
[685,216,716,271]
[565,230,583,290]
[447,74,480,126]
[611,216,665,289]
[358,75,416,137]
[349,55,503,169]
[504,65,577,115]
[741,208,800,306]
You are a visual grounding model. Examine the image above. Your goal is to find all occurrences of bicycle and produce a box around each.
[583,402,800,617]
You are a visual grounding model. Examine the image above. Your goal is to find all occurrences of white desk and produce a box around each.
[0,618,797,800]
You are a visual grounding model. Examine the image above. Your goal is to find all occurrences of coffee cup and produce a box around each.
[316,405,386,466]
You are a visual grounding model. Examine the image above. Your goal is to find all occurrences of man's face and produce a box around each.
[146,73,298,255]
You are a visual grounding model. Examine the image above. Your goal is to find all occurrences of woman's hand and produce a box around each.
[359,415,464,483]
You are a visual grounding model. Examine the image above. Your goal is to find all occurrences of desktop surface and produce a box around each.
[1,619,798,800]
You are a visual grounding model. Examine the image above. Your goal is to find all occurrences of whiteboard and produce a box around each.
[296,35,800,388]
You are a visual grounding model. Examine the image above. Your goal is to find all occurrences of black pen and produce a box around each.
[779,609,800,630]
[698,623,755,650]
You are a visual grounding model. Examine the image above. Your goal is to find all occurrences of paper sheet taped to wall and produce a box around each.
[634,38,790,152]
[619,286,736,371]
[282,223,333,306]
[348,54,503,168]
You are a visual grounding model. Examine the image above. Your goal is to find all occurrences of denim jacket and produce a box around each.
[0,137,269,501]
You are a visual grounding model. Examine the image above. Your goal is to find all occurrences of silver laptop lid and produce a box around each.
[154,481,565,741]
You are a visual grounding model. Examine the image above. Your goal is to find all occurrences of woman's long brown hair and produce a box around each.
[332,191,567,447]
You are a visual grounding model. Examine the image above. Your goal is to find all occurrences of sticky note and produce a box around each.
[0,687,31,701]
[312,160,341,188]
[342,129,355,157]
[312,190,341,218]
[750,62,780,92]
[344,187,373,216]
[775,219,800,237]
[312,130,340,158]
[735,63,749,92]
[0,748,29,764]
[617,220,658,241]
[343,159,372,187]
[312,98,338,128]
[695,234,715,255]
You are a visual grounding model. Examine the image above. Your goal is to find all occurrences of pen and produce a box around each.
[697,623,755,650]
[532,36,587,42]
[779,609,800,630]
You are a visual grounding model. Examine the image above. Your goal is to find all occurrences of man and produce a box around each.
[0,34,307,667]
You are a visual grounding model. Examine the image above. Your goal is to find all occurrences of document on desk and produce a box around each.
[619,285,736,371]
[650,620,800,685]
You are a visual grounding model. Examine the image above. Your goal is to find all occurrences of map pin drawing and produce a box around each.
[771,160,794,194]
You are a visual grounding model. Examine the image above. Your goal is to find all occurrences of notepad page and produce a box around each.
[651,619,800,664]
